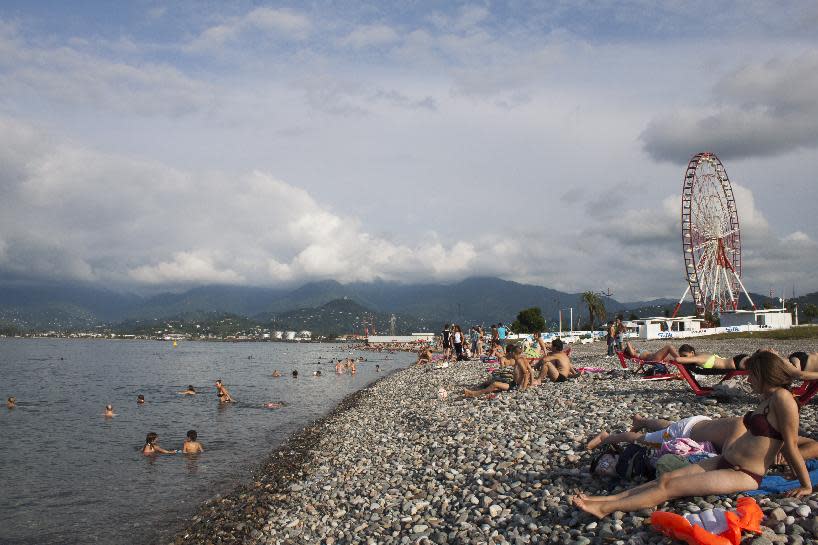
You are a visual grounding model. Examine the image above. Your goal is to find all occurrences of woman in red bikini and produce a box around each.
[572,349,813,518]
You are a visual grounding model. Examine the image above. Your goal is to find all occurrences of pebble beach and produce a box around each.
[173,339,818,545]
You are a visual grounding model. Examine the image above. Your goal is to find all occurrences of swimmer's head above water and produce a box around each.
[7,396,16,409]
[136,394,145,404]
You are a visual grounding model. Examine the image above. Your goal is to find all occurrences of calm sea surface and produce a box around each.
[0,339,413,545]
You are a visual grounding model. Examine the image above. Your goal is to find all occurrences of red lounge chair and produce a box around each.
[615,351,679,381]
[662,362,749,396]
[793,379,818,407]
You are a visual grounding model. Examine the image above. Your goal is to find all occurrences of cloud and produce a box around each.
[184,7,311,52]
[641,51,818,163]
[338,24,399,49]
[0,26,214,117]
[0,117,494,288]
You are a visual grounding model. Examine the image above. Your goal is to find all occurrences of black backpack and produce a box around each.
[615,444,656,481]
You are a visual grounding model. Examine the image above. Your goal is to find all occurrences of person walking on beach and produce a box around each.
[491,324,499,345]
[470,326,479,359]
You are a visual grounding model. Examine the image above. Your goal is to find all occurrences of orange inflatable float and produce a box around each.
[650,497,763,545]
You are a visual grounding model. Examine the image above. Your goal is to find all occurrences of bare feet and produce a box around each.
[586,431,609,450]
[570,495,606,519]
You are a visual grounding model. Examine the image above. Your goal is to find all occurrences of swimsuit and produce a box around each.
[789,351,809,371]
[714,407,784,486]
[703,354,721,369]
[743,409,783,441]
[716,456,763,486]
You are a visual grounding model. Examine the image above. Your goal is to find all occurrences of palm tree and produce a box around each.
[582,291,607,330]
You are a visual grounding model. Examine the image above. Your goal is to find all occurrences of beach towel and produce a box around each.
[577,366,606,373]
[659,438,717,457]
[744,460,818,496]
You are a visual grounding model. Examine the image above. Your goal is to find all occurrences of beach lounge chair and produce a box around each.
[793,379,818,407]
[661,361,749,396]
[615,351,679,381]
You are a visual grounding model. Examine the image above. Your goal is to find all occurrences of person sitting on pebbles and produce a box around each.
[622,342,690,362]
[464,344,534,397]
[415,347,434,365]
[572,350,814,519]
[531,339,578,383]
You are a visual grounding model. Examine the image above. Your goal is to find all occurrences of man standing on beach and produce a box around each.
[614,317,625,352]
[497,322,507,347]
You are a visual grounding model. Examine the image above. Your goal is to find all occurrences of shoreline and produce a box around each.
[169,340,818,545]
[168,369,404,545]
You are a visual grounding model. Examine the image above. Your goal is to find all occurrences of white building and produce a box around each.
[719,309,792,329]
[634,316,704,340]
[284,331,296,340]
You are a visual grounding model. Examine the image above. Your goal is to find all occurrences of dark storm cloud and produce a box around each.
[641,51,818,164]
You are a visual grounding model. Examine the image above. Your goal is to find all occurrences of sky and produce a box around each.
[1,1,817,301]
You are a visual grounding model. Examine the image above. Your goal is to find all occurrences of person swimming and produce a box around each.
[142,432,176,455]
[376,364,381,373]
[104,404,115,417]
[182,430,204,454]
[314,370,322,377]
[264,402,283,409]
[136,394,145,405]
[292,370,298,378]
[272,370,282,377]
[178,385,196,395]
[7,396,16,409]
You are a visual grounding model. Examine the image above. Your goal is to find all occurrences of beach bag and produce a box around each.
[616,444,656,481]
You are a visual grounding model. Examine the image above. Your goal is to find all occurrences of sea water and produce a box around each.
[0,338,413,544]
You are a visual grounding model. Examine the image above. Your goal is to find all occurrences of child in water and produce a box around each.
[182,430,204,454]
[104,404,116,417]
[7,396,16,409]
[137,394,145,404]
[142,432,177,455]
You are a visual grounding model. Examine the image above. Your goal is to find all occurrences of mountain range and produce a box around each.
[0,277,784,333]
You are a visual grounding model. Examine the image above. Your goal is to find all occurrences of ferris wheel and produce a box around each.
[671,152,756,317]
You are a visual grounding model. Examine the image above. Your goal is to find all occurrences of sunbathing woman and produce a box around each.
[622,342,690,362]
[464,345,533,397]
[532,339,577,383]
[675,349,750,370]
[787,350,818,374]
[572,350,813,519]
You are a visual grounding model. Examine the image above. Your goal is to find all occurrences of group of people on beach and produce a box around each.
[418,327,818,518]
[571,345,818,518]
